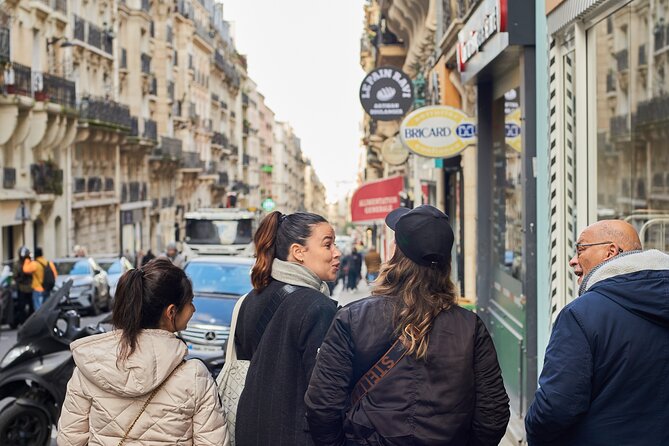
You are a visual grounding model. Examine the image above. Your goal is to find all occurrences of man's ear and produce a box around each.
[607,242,621,258]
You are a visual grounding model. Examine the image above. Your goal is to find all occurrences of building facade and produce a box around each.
[1,0,325,265]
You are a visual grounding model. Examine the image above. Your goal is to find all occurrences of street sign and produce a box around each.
[359,67,414,121]
[399,105,477,159]
[261,198,276,212]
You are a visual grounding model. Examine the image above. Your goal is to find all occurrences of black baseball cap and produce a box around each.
[385,205,454,267]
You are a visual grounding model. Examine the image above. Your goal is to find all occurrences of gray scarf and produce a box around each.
[270,258,331,296]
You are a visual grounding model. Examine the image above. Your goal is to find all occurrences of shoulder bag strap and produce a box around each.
[117,361,185,446]
[350,338,407,407]
[225,293,249,362]
[254,284,298,341]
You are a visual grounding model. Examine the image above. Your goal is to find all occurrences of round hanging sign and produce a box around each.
[381,135,410,165]
[399,106,477,159]
[359,66,414,121]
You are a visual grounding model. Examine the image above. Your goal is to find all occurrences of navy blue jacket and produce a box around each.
[525,250,669,446]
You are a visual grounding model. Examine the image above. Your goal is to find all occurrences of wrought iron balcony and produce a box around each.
[157,136,183,159]
[130,116,139,137]
[87,176,102,193]
[31,163,63,195]
[615,48,629,71]
[181,151,203,169]
[212,131,228,148]
[141,54,152,74]
[636,95,669,127]
[144,119,157,141]
[88,23,103,50]
[0,28,9,63]
[42,73,76,108]
[638,44,647,66]
[2,167,16,189]
[74,177,86,194]
[79,97,132,130]
[195,20,213,45]
[74,16,85,41]
[53,0,67,14]
[5,63,32,97]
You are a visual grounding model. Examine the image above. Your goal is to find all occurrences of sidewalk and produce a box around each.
[331,279,372,307]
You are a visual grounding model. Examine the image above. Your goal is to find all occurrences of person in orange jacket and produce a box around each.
[23,247,57,310]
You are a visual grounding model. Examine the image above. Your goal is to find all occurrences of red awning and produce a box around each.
[350,176,404,223]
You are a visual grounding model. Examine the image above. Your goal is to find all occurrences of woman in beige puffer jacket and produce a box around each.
[57,258,229,446]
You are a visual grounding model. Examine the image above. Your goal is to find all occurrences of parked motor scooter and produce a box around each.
[0,280,104,445]
[0,264,18,329]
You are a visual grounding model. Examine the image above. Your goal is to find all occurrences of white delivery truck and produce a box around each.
[181,208,258,259]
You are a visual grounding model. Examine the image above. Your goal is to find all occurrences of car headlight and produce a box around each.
[1,345,31,369]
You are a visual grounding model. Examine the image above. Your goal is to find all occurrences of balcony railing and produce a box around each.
[42,73,76,108]
[181,151,203,169]
[212,131,228,148]
[31,163,63,195]
[195,20,213,45]
[74,16,85,41]
[53,0,67,14]
[74,177,86,194]
[79,97,132,130]
[0,27,9,63]
[157,136,183,159]
[606,71,616,93]
[141,54,151,74]
[87,23,103,50]
[638,44,647,66]
[2,167,16,189]
[130,116,139,137]
[636,95,669,127]
[615,48,629,71]
[144,119,157,141]
[5,63,32,97]
[87,176,102,193]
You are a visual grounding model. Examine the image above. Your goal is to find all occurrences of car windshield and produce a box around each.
[191,296,238,326]
[185,262,252,296]
[185,219,253,245]
[55,260,91,276]
[104,260,123,274]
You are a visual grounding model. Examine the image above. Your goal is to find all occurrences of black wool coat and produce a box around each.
[235,279,338,446]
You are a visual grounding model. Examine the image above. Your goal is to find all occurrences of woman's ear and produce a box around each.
[288,243,305,263]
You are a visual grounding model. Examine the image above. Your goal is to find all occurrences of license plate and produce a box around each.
[188,344,223,353]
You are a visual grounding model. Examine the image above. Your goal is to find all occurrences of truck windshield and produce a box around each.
[186,219,253,245]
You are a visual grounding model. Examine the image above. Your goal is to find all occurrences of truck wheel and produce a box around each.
[0,400,51,446]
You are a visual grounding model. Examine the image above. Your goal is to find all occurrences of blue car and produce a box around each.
[181,256,254,359]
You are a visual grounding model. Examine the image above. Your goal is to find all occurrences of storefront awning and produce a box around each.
[350,176,404,224]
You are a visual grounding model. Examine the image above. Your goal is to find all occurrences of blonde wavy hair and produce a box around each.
[372,247,457,360]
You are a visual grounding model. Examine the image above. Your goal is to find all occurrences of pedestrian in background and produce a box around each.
[525,220,669,446]
[12,246,34,323]
[346,247,362,291]
[141,249,156,266]
[232,211,340,446]
[363,246,381,284]
[22,247,57,311]
[305,205,510,445]
[57,258,229,446]
[163,242,186,269]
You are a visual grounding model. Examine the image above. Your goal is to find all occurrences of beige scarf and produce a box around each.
[270,258,331,296]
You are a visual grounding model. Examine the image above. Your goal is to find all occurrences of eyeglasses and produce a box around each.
[575,241,623,256]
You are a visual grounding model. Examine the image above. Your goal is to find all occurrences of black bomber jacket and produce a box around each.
[305,296,510,446]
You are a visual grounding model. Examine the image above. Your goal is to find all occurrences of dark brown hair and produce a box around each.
[251,211,327,291]
[112,258,193,360]
[373,247,457,360]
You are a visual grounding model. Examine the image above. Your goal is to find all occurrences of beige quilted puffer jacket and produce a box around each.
[57,329,229,446]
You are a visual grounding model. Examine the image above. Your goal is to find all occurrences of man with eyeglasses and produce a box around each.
[526,220,669,446]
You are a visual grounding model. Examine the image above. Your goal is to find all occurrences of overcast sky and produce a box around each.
[223,1,366,202]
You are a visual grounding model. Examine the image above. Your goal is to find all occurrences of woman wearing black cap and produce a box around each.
[305,205,510,446]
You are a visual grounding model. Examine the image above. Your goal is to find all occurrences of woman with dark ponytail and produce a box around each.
[58,258,229,446]
[233,211,341,446]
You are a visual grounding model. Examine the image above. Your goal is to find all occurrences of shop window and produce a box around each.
[593,2,669,252]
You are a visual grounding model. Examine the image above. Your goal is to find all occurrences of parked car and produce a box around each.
[95,256,133,302]
[52,258,111,315]
[181,256,254,358]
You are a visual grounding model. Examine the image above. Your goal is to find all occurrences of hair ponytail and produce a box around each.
[251,211,281,291]
[112,258,193,362]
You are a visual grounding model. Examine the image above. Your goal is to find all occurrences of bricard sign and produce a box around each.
[399,106,477,159]
[359,67,414,121]
[457,0,508,72]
